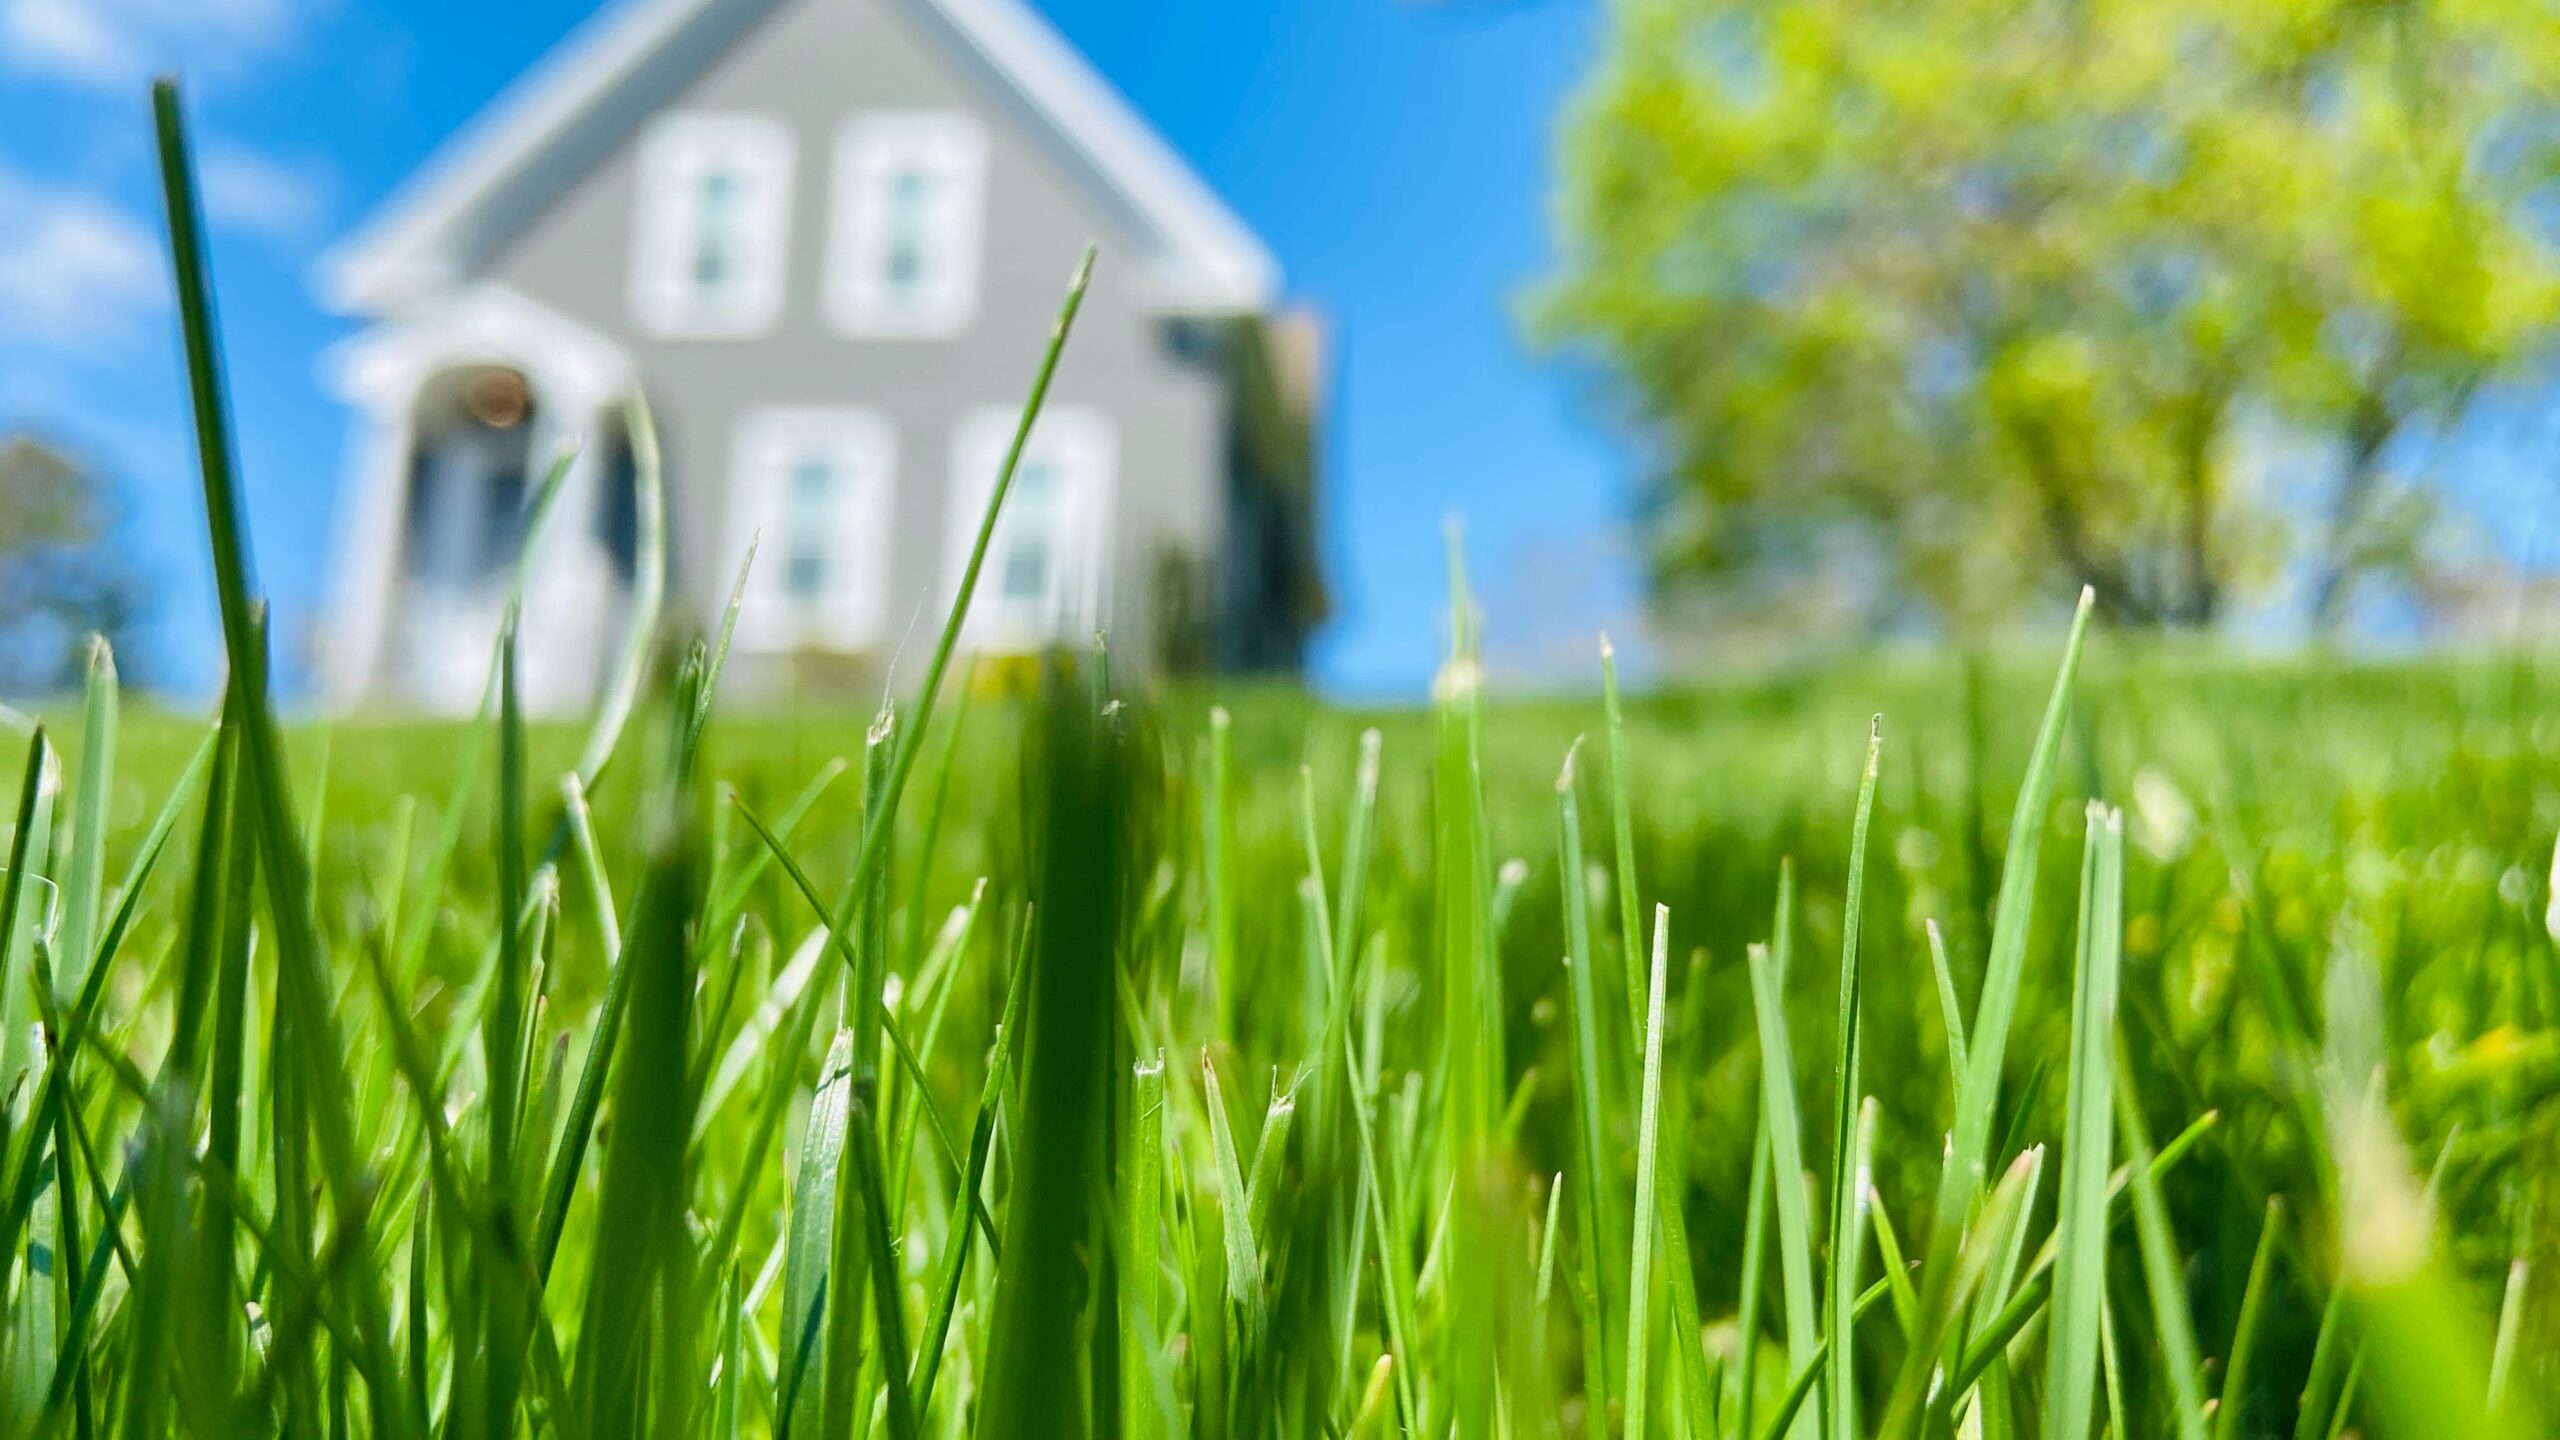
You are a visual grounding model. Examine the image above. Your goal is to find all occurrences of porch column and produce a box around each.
[321,393,416,710]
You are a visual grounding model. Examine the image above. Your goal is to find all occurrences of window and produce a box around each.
[630,114,794,337]
[829,114,988,338]
[728,409,897,652]
[945,407,1116,650]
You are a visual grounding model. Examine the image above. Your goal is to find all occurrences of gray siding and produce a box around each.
[479,0,1231,683]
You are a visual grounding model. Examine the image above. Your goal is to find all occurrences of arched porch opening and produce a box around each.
[386,363,540,703]
[322,284,640,713]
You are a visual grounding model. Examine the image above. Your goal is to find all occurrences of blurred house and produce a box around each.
[315,0,1326,713]
[2412,562,2560,646]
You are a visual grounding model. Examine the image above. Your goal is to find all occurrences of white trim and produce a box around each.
[316,0,1277,318]
[944,405,1116,651]
[727,407,900,652]
[628,112,796,338]
[919,0,1276,309]
[827,112,988,339]
[324,282,636,415]
[319,0,791,312]
[321,404,417,708]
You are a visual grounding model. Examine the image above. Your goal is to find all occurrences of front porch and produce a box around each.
[323,285,648,715]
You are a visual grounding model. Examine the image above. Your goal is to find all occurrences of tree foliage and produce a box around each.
[0,434,144,692]
[1537,0,2560,630]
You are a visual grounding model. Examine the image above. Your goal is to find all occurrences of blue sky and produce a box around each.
[0,0,1638,700]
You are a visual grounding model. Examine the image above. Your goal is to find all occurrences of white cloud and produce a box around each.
[2,0,317,91]
[0,165,164,350]
[201,142,331,244]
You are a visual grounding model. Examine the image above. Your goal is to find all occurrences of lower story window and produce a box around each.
[728,409,897,652]
[945,407,1116,651]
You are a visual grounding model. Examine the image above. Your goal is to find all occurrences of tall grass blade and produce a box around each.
[1823,720,1881,1440]
[1881,587,2093,1440]
[2116,1046,2209,1440]
[830,247,1096,982]
[2214,1197,2283,1440]
[1745,936,1818,1430]
[2488,1259,2528,1416]
[977,665,1138,1440]
[1557,739,1624,1397]
[1119,1052,1169,1440]
[1600,635,1646,1054]
[153,79,408,1435]
[54,638,114,1001]
[2045,803,2123,1440]
[575,394,665,788]
[572,768,698,1434]
[1624,904,1670,1440]
[0,732,56,1110]
[777,1029,852,1440]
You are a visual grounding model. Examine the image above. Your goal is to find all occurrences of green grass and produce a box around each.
[0,78,2555,1439]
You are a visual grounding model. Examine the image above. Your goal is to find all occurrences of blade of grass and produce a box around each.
[1206,705,1237,1040]
[574,394,665,789]
[570,708,703,1433]
[777,1029,852,1440]
[2294,1275,2354,1440]
[2116,1045,2208,1440]
[1654,946,1717,1440]
[1733,1116,1773,1440]
[1867,1182,1920,1340]
[845,1094,917,1440]
[1624,904,1670,1440]
[701,928,837,1277]
[2488,1259,2528,1415]
[1118,1051,1168,1440]
[1204,1054,1269,1349]
[481,612,533,1438]
[153,81,409,1436]
[0,731,57,1107]
[1948,1110,2220,1392]
[827,247,1097,1018]
[1556,738,1624,1404]
[1628,907,1669,1434]
[976,665,1136,1440]
[1880,587,2093,1440]
[1600,635,1645,1055]
[2045,803,2123,1440]
[729,796,982,1233]
[53,638,113,1004]
[2325,1071,2532,1440]
[1823,720,1881,1440]
[2213,1197,2283,1440]
[1753,1278,1894,1440]
[1745,935,1819,1431]
[1531,1173,1563,1375]
[1925,918,1967,1094]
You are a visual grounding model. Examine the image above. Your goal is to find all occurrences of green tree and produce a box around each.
[1536,0,2560,631]
[0,434,144,693]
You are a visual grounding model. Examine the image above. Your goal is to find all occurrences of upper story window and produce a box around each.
[630,114,794,338]
[945,406,1116,651]
[728,408,897,652]
[828,113,988,339]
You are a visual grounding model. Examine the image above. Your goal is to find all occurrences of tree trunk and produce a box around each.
[2308,386,2395,631]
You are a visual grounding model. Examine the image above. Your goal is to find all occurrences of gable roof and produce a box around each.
[318,0,1280,317]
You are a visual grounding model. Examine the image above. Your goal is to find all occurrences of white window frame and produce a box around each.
[727,408,898,653]
[945,406,1116,652]
[827,112,989,339]
[629,113,795,338]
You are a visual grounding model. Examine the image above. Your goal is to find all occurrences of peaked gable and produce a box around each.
[321,0,1277,317]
